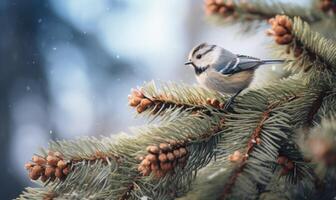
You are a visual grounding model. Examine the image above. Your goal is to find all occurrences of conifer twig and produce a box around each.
[267,15,336,77]
[128,81,229,120]
[204,0,322,26]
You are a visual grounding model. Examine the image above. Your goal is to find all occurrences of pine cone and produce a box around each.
[228,150,244,163]
[267,15,293,45]
[25,151,71,182]
[277,155,294,176]
[204,0,235,17]
[138,141,189,178]
[206,98,223,109]
[128,88,155,113]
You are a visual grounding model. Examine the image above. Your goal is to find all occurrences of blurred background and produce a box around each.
[0,0,290,198]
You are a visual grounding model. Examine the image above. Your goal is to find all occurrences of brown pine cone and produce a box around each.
[267,15,293,45]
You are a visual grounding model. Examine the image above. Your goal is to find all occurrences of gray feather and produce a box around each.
[214,54,284,75]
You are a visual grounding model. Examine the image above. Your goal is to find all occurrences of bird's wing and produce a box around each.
[214,54,262,75]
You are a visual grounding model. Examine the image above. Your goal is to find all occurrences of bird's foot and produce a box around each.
[224,97,235,111]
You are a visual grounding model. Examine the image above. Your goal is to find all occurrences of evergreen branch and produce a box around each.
[204,0,323,31]
[316,0,336,14]
[128,81,229,120]
[267,15,336,79]
[17,187,56,200]
[295,115,336,199]
[220,96,300,199]
[20,110,226,199]
[305,90,329,126]
[19,77,333,199]
[179,77,326,199]
[314,83,336,123]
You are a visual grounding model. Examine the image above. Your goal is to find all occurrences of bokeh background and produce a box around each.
[0,0,295,199]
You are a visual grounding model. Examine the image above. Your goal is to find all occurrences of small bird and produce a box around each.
[185,43,284,109]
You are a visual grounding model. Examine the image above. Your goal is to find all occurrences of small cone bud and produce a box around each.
[167,152,175,161]
[179,148,187,156]
[57,160,67,169]
[167,139,177,147]
[131,89,144,98]
[136,106,145,113]
[129,97,142,107]
[32,155,46,165]
[45,166,56,177]
[140,158,151,166]
[146,154,157,162]
[25,163,34,170]
[146,145,160,154]
[46,155,59,166]
[29,170,41,180]
[140,99,152,109]
[211,99,220,108]
[284,20,292,30]
[278,16,287,26]
[32,165,43,174]
[159,153,168,162]
[54,152,62,158]
[55,168,63,178]
[274,26,287,36]
[205,0,215,6]
[173,149,181,158]
[159,143,170,152]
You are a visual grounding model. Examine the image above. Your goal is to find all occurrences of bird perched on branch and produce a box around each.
[185,43,284,109]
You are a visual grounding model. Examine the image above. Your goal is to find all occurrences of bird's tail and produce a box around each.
[261,59,285,64]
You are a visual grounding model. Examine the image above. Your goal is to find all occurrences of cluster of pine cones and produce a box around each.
[25,151,70,182]
[138,140,189,178]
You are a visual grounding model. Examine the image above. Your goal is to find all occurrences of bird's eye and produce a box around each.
[196,54,202,59]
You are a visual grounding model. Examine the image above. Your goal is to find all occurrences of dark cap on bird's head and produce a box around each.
[185,43,218,69]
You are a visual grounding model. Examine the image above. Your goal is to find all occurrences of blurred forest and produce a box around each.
[0,0,288,199]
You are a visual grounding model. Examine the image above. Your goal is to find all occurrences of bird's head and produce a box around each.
[185,43,220,71]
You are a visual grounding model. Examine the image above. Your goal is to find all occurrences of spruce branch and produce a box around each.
[128,81,228,120]
[18,187,56,200]
[204,0,322,31]
[178,77,325,200]
[20,108,226,199]
[293,115,336,199]
[267,15,336,79]
[317,0,336,14]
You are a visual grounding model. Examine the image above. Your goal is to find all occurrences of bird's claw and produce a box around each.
[224,98,234,111]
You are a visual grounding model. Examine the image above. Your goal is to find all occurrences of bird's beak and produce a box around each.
[184,61,193,66]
